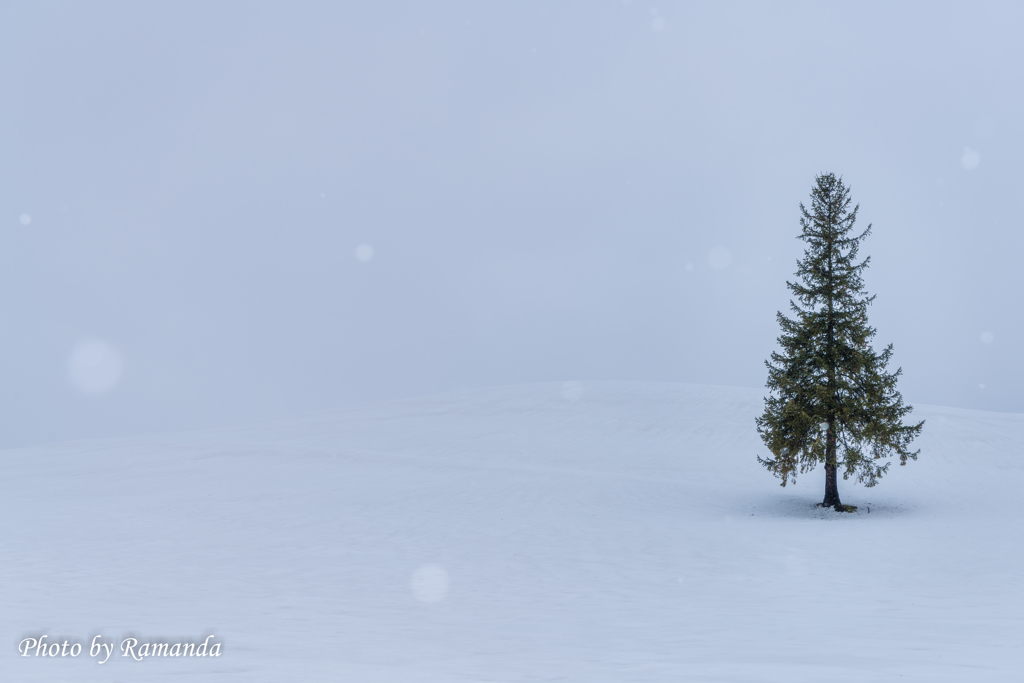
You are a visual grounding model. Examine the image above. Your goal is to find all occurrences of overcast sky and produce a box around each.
[1,1,1021,447]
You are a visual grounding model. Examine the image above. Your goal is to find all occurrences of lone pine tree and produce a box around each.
[756,173,923,511]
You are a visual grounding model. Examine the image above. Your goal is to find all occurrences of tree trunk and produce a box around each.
[823,218,842,512]
[822,424,843,510]
[822,462,842,510]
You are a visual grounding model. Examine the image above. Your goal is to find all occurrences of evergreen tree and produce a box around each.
[756,173,923,511]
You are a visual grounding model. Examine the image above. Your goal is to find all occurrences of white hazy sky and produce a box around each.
[1,1,1021,447]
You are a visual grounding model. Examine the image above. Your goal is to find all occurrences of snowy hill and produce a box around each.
[3,382,1023,682]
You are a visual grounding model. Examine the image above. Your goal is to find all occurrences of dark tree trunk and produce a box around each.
[822,423,843,510]
[822,462,842,509]
[822,221,843,512]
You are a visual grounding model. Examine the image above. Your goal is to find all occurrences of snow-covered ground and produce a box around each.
[3,382,1023,682]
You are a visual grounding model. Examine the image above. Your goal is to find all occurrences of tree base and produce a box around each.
[818,503,858,513]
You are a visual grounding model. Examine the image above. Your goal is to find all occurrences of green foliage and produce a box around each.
[756,173,923,488]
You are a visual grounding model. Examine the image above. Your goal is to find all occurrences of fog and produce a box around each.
[2,1,1022,448]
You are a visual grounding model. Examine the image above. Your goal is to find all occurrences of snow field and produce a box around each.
[2,382,1023,681]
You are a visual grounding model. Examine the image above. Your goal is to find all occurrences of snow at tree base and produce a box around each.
[3,382,1022,682]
